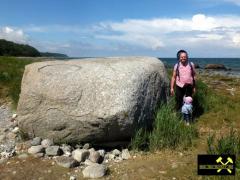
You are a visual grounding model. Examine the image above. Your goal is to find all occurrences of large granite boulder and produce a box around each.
[17,57,169,144]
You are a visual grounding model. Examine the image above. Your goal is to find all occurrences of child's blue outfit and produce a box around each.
[181,103,193,123]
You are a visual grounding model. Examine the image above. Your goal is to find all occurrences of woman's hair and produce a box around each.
[177,49,188,60]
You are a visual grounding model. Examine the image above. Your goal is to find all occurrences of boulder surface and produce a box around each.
[17,57,169,144]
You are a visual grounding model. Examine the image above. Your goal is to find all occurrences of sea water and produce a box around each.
[161,58,240,77]
[59,57,240,77]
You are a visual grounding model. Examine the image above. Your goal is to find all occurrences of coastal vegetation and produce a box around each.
[0,39,40,57]
[207,128,240,168]
[130,79,207,151]
[130,69,240,177]
[40,52,68,58]
[0,56,38,107]
[0,39,68,57]
[130,100,198,151]
[0,56,240,178]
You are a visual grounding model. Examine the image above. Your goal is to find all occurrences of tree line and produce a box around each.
[0,39,40,57]
[0,39,68,57]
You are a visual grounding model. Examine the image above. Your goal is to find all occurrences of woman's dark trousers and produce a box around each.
[175,84,193,111]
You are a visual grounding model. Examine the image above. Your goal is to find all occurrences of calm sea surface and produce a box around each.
[63,57,240,73]
[161,58,240,72]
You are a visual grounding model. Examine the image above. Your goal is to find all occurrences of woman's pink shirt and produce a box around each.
[174,62,194,88]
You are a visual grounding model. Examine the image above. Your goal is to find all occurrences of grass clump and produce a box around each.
[130,128,149,151]
[130,79,217,151]
[192,80,208,116]
[207,129,240,155]
[193,79,234,118]
[0,56,36,107]
[130,99,198,151]
[149,100,198,151]
[207,128,240,169]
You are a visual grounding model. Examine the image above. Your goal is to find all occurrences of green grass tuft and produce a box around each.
[130,79,221,152]
[130,98,198,151]
[149,99,198,151]
[207,128,240,169]
[0,56,37,108]
[129,128,149,151]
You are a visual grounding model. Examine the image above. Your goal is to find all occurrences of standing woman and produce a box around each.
[170,50,196,110]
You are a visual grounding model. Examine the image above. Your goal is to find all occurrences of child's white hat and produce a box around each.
[184,96,193,104]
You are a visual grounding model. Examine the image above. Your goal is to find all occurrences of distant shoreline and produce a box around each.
[13,56,240,78]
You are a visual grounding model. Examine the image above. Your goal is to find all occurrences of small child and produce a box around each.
[181,96,193,125]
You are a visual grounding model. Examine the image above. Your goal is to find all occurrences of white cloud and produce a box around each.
[2,13,240,57]
[206,0,240,6]
[23,24,95,34]
[95,14,240,50]
[198,34,223,40]
[232,34,240,46]
[182,34,224,44]
[99,14,221,34]
[97,34,164,50]
[191,14,218,31]
[19,14,240,53]
[0,26,28,43]
[224,0,240,6]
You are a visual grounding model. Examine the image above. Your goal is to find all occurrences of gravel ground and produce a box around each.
[0,104,13,130]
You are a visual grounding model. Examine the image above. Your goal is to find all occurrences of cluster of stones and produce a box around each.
[26,138,131,178]
[0,113,19,162]
[0,113,131,179]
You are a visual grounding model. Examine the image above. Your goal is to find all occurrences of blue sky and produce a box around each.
[1,0,240,57]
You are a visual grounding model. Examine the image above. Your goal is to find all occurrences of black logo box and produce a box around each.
[198,155,236,175]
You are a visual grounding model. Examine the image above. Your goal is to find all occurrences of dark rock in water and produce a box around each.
[205,64,227,70]
[194,63,200,69]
